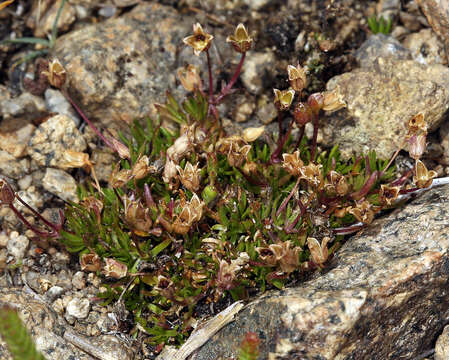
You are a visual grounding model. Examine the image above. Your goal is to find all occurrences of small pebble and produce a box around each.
[72,271,86,290]
[6,231,29,260]
[66,297,91,319]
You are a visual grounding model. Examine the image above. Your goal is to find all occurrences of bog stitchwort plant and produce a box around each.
[0,23,446,349]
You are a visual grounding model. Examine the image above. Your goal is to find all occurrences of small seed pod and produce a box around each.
[293,102,313,126]
[0,179,15,204]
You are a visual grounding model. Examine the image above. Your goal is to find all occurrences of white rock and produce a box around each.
[6,231,30,260]
[42,168,78,203]
[44,89,80,126]
[66,297,91,319]
[72,271,86,290]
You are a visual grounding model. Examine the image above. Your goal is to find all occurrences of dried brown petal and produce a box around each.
[322,87,346,112]
[413,159,437,189]
[0,179,15,204]
[177,64,202,92]
[132,155,150,180]
[80,253,101,272]
[41,59,66,89]
[176,162,201,192]
[307,237,330,266]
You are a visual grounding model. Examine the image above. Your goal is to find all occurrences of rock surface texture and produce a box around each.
[189,184,449,360]
[52,2,193,128]
[321,35,449,159]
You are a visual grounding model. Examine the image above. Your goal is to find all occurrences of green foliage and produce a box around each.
[1,0,67,65]
[367,15,393,35]
[0,306,47,360]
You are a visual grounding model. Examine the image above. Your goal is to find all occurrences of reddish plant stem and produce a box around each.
[62,90,119,152]
[350,171,379,200]
[8,204,56,238]
[215,52,246,104]
[389,170,413,187]
[285,199,307,233]
[206,50,214,104]
[270,115,294,164]
[310,113,319,160]
[15,195,62,231]
[275,176,301,218]
[294,126,305,151]
[379,147,401,178]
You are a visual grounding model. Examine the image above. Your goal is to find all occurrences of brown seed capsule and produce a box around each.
[41,59,66,89]
[282,150,304,176]
[307,237,331,266]
[0,179,15,204]
[408,134,427,160]
[80,253,102,272]
[287,64,307,93]
[177,64,202,92]
[293,102,313,127]
[413,159,437,189]
[226,23,253,53]
[132,155,150,180]
[307,93,324,114]
[176,162,201,193]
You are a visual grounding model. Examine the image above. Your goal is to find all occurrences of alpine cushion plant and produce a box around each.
[0,22,447,350]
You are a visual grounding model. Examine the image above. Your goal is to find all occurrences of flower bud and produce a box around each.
[102,258,128,279]
[408,134,426,160]
[0,179,15,204]
[307,93,324,114]
[177,64,202,92]
[42,59,66,89]
[202,184,218,205]
[273,89,295,111]
[242,126,265,142]
[226,23,253,53]
[293,102,313,126]
[287,64,307,93]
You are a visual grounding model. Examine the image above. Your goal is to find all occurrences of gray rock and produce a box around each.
[66,297,91,319]
[403,28,447,65]
[52,2,194,129]
[28,114,86,168]
[417,0,449,53]
[0,92,46,121]
[72,271,86,290]
[436,325,449,360]
[15,186,44,214]
[321,57,449,159]
[45,89,80,127]
[241,51,276,95]
[189,184,449,359]
[46,286,65,302]
[354,34,412,68]
[440,120,449,165]
[0,287,134,360]
[0,151,30,179]
[42,168,78,203]
[6,231,29,261]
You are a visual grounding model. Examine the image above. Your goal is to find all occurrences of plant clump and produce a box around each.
[0,22,441,351]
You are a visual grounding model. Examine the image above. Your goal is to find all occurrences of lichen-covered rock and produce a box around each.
[6,231,29,261]
[0,287,134,360]
[241,51,276,95]
[66,297,90,319]
[0,92,46,121]
[436,325,449,360]
[52,2,194,129]
[28,114,86,168]
[417,0,449,51]
[403,28,447,65]
[189,184,449,359]
[321,56,449,159]
[42,168,78,203]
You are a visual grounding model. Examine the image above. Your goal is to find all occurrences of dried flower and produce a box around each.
[299,163,323,189]
[408,134,427,160]
[255,247,277,267]
[160,194,205,235]
[379,184,400,206]
[226,23,253,53]
[268,241,302,273]
[273,89,295,111]
[132,155,150,180]
[242,126,265,142]
[102,258,128,279]
[324,171,349,196]
[177,64,202,92]
[166,126,195,162]
[307,237,331,266]
[216,259,239,291]
[80,253,102,272]
[183,23,214,56]
[60,150,91,170]
[81,196,104,214]
[109,166,133,188]
[293,102,313,127]
[287,64,307,93]
[0,179,15,205]
[348,200,376,224]
[162,157,179,187]
[322,87,346,112]
[42,59,66,89]
[413,159,437,189]
[217,136,251,167]
[282,150,304,176]
[110,137,130,159]
[176,162,201,192]
[124,198,152,236]
[407,113,427,135]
